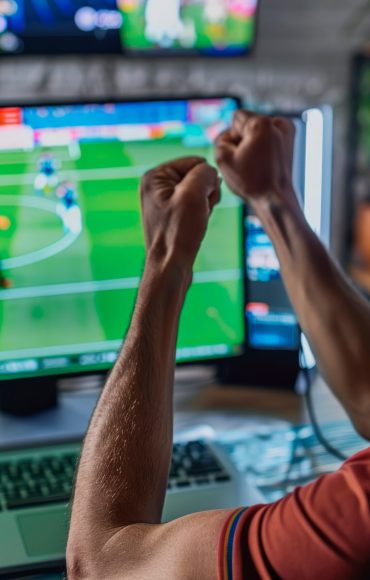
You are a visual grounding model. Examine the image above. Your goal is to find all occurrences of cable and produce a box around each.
[300,364,348,463]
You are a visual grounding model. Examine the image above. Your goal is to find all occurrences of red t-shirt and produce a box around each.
[218,448,370,579]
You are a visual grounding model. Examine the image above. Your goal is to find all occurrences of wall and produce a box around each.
[1,0,368,257]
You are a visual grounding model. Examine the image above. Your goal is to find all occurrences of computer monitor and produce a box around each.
[246,107,333,352]
[346,53,370,296]
[120,0,259,56]
[0,0,123,55]
[219,106,333,388]
[0,96,245,388]
[0,0,259,57]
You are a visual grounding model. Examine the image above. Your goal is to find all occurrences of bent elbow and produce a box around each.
[66,540,94,580]
[66,554,88,580]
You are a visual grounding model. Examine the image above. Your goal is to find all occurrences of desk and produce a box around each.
[173,372,353,440]
[0,369,353,449]
[0,371,359,580]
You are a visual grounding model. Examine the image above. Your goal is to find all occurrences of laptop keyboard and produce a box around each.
[0,440,231,512]
[0,453,76,511]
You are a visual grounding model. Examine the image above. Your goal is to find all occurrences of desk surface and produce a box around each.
[0,371,352,449]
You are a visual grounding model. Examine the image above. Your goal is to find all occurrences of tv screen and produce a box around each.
[0,97,245,381]
[0,0,258,56]
[119,0,259,56]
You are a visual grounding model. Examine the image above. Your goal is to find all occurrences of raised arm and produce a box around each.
[216,111,370,440]
[67,157,236,580]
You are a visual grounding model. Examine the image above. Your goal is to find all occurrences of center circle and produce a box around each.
[0,195,81,271]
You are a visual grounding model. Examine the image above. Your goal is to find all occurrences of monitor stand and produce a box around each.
[0,377,60,417]
[0,391,99,449]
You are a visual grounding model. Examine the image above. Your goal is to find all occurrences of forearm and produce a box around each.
[254,196,370,438]
[69,253,191,545]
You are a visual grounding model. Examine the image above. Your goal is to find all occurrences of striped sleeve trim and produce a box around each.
[218,507,249,580]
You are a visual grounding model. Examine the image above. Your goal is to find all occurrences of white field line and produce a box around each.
[0,166,150,187]
[0,195,81,269]
[2,231,80,269]
[1,194,59,212]
[0,156,75,166]
[0,269,241,301]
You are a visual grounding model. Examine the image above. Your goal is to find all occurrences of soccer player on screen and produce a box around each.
[204,0,227,24]
[34,153,59,196]
[56,181,82,235]
[145,0,184,46]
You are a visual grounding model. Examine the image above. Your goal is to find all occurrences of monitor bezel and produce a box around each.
[0,93,246,388]
[344,52,370,274]
[0,1,260,58]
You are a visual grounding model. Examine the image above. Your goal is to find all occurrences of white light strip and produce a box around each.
[304,108,324,235]
[301,108,326,370]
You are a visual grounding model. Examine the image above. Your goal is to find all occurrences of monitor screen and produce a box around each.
[347,54,370,296]
[0,0,123,55]
[119,0,258,56]
[245,108,333,351]
[0,0,258,56]
[0,97,245,381]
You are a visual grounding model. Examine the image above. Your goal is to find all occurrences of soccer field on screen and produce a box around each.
[0,136,244,377]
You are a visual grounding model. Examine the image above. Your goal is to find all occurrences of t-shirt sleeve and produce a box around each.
[218,448,370,580]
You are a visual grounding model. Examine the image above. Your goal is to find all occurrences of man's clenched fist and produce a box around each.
[215,110,298,210]
[141,157,220,270]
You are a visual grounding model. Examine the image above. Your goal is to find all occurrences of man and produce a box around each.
[67,111,370,579]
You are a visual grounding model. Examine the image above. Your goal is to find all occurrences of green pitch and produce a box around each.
[121,2,255,50]
[0,137,244,377]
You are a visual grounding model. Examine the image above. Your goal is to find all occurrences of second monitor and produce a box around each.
[219,107,333,388]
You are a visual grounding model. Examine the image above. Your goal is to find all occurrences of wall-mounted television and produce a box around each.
[119,0,259,56]
[0,0,259,57]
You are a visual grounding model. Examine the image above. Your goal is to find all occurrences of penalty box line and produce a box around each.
[0,145,77,166]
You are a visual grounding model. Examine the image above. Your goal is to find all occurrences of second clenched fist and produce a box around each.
[215,110,297,209]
